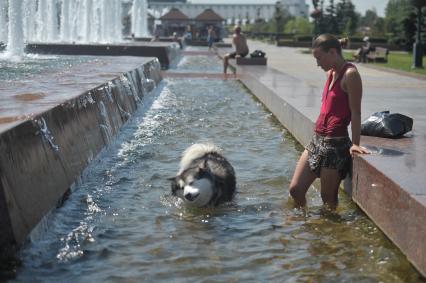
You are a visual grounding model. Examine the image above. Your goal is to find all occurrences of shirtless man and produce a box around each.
[223,25,249,74]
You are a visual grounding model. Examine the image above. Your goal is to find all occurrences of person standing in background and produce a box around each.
[207,25,216,51]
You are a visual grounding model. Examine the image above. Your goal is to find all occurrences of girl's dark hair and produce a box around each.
[312,34,346,54]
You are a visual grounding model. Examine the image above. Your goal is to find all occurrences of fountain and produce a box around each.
[10,0,125,46]
[131,0,149,38]
[0,0,168,270]
[0,0,178,68]
[5,0,24,57]
[1,0,150,52]
[0,0,178,69]
[0,1,7,47]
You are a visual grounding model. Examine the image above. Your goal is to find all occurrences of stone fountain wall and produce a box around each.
[0,58,162,259]
[25,42,179,69]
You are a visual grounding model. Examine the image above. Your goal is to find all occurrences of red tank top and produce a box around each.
[315,62,355,137]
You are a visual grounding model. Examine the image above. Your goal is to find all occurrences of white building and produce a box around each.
[148,1,309,23]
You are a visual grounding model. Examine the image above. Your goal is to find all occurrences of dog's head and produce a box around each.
[169,160,215,207]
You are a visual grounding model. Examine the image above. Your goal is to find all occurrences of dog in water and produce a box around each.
[169,143,236,207]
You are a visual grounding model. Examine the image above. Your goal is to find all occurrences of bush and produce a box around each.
[350,37,387,43]
[295,35,313,42]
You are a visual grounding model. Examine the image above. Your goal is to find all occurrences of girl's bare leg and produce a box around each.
[319,168,341,209]
[289,150,317,207]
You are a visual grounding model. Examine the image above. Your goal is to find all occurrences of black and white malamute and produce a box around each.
[169,143,236,207]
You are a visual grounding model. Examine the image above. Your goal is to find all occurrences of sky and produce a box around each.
[188,0,388,17]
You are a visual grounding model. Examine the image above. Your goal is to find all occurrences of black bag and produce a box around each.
[250,50,266,58]
[361,111,413,138]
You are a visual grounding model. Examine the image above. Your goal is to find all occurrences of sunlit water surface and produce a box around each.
[173,54,222,73]
[0,54,93,81]
[12,53,424,283]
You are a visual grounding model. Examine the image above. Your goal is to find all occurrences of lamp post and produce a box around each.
[411,0,425,68]
[310,0,321,37]
[310,9,321,37]
[274,1,283,42]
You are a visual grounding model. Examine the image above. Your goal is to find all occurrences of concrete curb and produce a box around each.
[26,43,179,69]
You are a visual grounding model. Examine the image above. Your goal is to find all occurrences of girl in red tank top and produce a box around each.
[315,62,355,137]
[289,34,369,210]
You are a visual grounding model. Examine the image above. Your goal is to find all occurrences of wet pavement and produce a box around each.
[217,39,426,277]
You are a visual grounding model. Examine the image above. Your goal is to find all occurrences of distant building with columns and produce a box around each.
[148,0,187,2]
[148,1,309,23]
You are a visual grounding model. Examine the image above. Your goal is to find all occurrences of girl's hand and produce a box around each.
[350,144,369,156]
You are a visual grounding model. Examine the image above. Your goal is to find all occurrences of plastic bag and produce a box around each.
[250,50,266,58]
[361,111,413,138]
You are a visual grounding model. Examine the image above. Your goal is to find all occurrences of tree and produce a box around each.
[359,9,385,36]
[317,0,328,34]
[336,0,358,35]
[360,9,379,27]
[284,17,313,34]
[402,10,417,48]
[253,16,266,33]
[321,0,339,34]
[372,17,386,36]
[385,0,415,49]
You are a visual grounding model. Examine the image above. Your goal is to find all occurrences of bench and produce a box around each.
[236,57,267,65]
[353,47,389,63]
[367,47,389,62]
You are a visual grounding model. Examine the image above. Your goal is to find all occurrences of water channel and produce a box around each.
[11,51,424,282]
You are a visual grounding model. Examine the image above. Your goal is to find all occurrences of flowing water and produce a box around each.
[11,52,424,282]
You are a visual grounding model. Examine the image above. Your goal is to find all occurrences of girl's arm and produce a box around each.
[345,68,369,155]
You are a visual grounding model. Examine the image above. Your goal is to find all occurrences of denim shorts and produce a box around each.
[305,134,352,179]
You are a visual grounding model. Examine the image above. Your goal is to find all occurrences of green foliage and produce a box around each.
[284,17,313,34]
[384,52,426,75]
[336,0,358,35]
[235,0,425,50]
[325,0,339,34]
[295,35,315,41]
[316,0,327,34]
[243,2,295,36]
[273,1,294,33]
[384,0,425,50]
[360,9,379,27]
[385,0,411,45]
[343,51,426,75]
[314,0,358,36]
[372,17,386,36]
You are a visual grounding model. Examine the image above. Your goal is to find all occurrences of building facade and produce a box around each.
[148,1,309,23]
[148,0,187,3]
